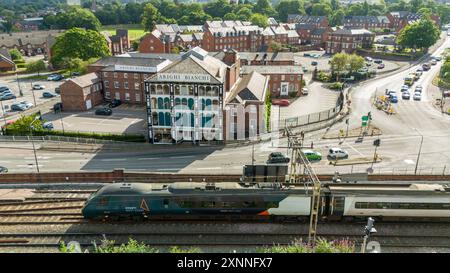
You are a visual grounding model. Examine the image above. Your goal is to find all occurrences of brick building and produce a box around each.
[326,28,375,54]
[102,29,130,56]
[60,73,103,111]
[241,65,304,98]
[0,30,64,57]
[343,16,391,30]
[235,52,295,66]
[89,56,172,105]
[386,11,441,33]
[0,48,16,72]
[287,15,329,28]
[310,28,330,47]
[144,47,267,144]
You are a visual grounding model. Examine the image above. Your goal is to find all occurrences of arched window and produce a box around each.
[164,98,170,109]
[199,86,205,96]
[163,85,170,95]
[174,85,180,95]
[188,98,194,110]
[175,98,181,105]
[212,86,219,96]
[165,113,171,126]
[157,98,164,109]
[205,99,212,110]
[156,85,163,94]
[158,112,165,126]
[150,85,156,94]
[182,98,188,106]
[205,86,212,96]
[151,98,157,109]
[200,98,205,110]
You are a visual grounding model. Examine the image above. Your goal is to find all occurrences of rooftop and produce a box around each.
[241,65,304,75]
[68,72,100,88]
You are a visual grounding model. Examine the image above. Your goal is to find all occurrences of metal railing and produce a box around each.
[0,135,121,144]
[312,165,450,176]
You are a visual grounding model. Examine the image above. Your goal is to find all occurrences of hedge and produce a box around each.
[3,128,146,142]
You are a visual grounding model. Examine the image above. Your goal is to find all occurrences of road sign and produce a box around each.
[362,115,369,126]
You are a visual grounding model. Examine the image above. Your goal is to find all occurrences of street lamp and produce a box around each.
[30,116,40,173]
[16,72,23,97]
[361,217,377,253]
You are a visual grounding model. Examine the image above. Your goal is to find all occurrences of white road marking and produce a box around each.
[344,142,365,157]
[169,155,196,159]
[100,158,127,162]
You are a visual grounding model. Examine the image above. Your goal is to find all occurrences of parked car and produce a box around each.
[0,89,12,95]
[272,99,290,106]
[422,63,431,70]
[302,150,322,162]
[0,86,9,92]
[374,59,383,64]
[32,84,45,90]
[377,63,385,69]
[365,57,373,62]
[109,99,122,108]
[55,87,61,94]
[267,152,290,164]
[0,166,8,174]
[311,61,318,66]
[95,107,112,116]
[11,103,27,111]
[0,93,16,101]
[71,72,81,77]
[327,148,349,160]
[47,74,64,81]
[19,101,33,109]
[415,85,423,93]
[301,88,308,95]
[385,89,396,96]
[43,122,54,130]
[365,62,372,67]
[402,92,410,100]
[390,95,398,103]
[413,92,422,101]
[443,90,450,98]
[400,85,409,93]
[431,59,437,65]
[432,56,442,61]
[43,91,57,98]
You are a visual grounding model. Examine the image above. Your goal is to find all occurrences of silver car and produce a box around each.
[413,92,421,101]
[327,148,349,159]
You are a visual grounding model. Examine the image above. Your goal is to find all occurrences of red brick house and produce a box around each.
[310,28,330,48]
[343,16,391,30]
[326,28,375,54]
[60,73,104,112]
[287,15,329,28]
[241,65,304,98]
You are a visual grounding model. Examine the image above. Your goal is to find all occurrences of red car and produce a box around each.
[272,99,290,106]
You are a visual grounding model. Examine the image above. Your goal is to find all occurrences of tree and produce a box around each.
[250,13,269,28]
[6,114,44,135]
[62,57,85,75]
[276,0,305,22]
[43,7,101,31]
[330,52,349,81]
[410,0,424,13]
[26,60,47,75]
[348,54,365,74]
[269,41,283,52]
[141,3,161,32]
[236,7,253,21]
[253,0,276,17]
[311,3,332,16]
[9,49,23,62]
[204,0,233,18]
[224,13,238,20]
[51,28,110,69]
[396,17,440,50]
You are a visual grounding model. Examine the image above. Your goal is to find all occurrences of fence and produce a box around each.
[311,165,450,176]
[0,135,124,144]
[281,103,343,129]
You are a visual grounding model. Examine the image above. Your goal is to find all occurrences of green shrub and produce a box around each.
[328,82,344,90]
[258,238,355,253]
[317,71,331,82]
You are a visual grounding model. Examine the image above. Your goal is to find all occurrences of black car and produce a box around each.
[72,72,81,77]
[374,59,383,64]
[267,152,290,164]
[95,107,112,116]
[53,102,63,113]
[43,91,57,98]
[109,99,122,108]
[0,166,8,174]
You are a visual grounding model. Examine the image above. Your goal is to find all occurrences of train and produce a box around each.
[81,182,450,222]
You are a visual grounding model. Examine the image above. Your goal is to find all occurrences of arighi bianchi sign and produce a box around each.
[156,73,211,83]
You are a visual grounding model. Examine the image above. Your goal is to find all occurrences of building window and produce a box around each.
[134,73,139,79]
[135,93,141,102]
[113,72,118,78]
[105,91,110,99]
[125,93,130,101]
[281,75,285,81]
[124,82,129,89]
[103,72,108,77]
[150,46,154,51]
[124,73,128,79]
[135,83,140,90]
[114,81,119,89]
[290,75,294,81]
[104,81,109,88]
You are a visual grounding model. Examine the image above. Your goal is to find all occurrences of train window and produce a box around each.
[98,197,108,206]
[355,202,450,210]
[163,199,169,208]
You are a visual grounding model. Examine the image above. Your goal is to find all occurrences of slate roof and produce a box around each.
[287,15,327,24]
[226,71,268,105]
[68,73,100,88]
[241,65,304,75]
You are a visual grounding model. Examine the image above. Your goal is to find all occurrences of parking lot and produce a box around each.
[0,75,62,118]
[41,104,147,135]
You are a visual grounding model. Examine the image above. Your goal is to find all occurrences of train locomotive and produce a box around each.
[81,182,450,222]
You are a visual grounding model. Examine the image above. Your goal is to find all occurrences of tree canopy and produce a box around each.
[250,13,269,28]
[396,17,440,50]
[141,3,161,32]
[50,28,110,69]
[44,7,101,31]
